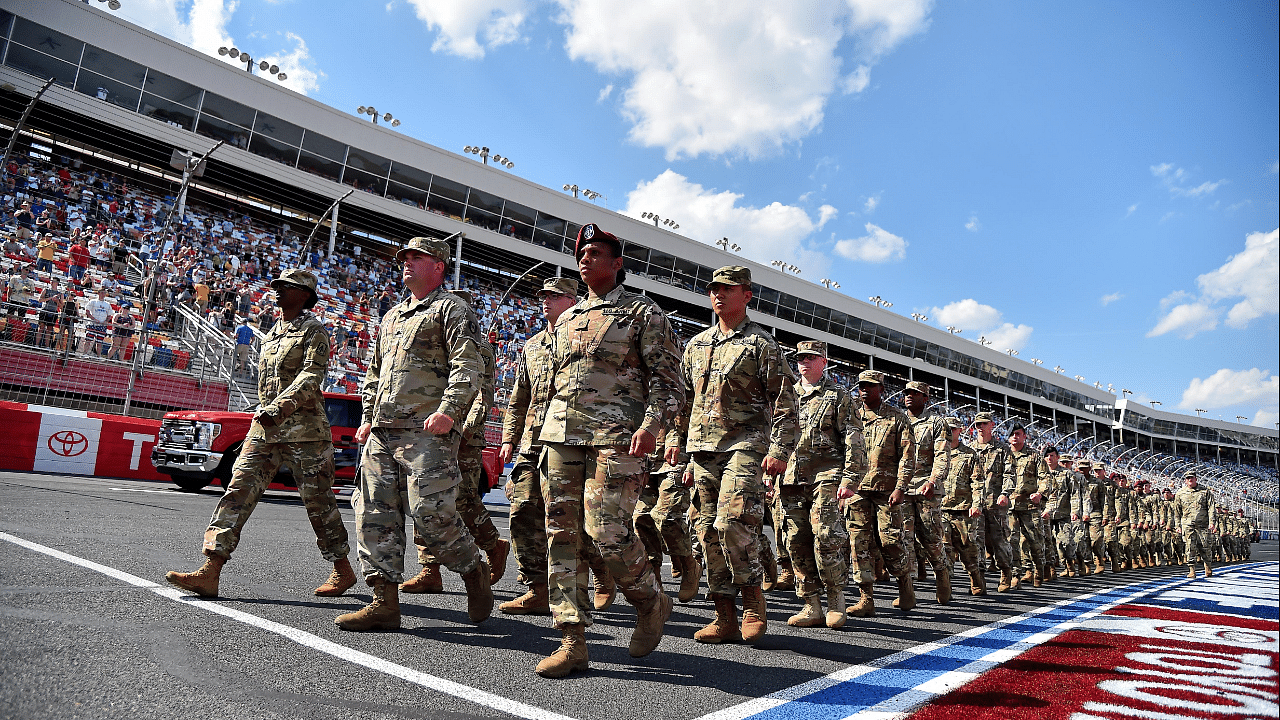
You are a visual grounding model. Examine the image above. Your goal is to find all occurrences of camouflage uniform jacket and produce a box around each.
[1139,493,1157,528]
[783,376,864,487]
[361,287,482,428]
[671,314,796,462]
[1172,485,1213,530]
[1008,446,1049,511]
[540,284,684,446]
[940,442,982,513]
[1113,486,1133,526]
[500,327,554,453]
[906,410,949,496]
[460,337,496,448]
[853,403,915,495]
[1084,475,1106,522]
[1044,466,1082,520]
[249,310,331,443]
[1159,497,1175,531]
[971,438,1015,506]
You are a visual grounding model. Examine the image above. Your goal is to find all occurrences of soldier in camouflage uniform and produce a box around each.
[1005,426,1048,586]
[1238,509,1254,560]
[1172,470,1216,577]
[781,341,862,629]
[1083,460,1109,574]
[902,382,952,602]
[668,265,798,644]
[1062,457,1095,575]
[167,269,354,599]
[1165,488,1186,565]
[336,236,492,633]
[635,445,701,603]
[1103,472,1132,573]
[970,412,1017,591]
[403,293,511,593]
[535,224,683,677]
[1042,447,1088,577]
[940,417,985,594]
[839,370,916,616]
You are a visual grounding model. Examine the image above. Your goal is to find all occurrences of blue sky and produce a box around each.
[120,0,1279,430]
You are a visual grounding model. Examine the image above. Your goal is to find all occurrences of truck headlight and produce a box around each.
[193,422,221,450]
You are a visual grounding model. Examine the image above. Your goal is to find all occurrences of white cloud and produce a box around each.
[817,204,839,228]
[863,193,881,213]
[1178,368,1279,411]
[833,223,907,263]
[1253,407,1279,428]
[1100,292,1124,306]
[597,84,614,102]
[1172,180,1223,198]
[261,33,324,95]
[554,0,932,159]
[622,169,832,272]
[964,215,980,232]
[1149,228,1279,337]
[406,0,530,58]
[1150,161,1226,199]
[931,299,1033,352]
[1126,204,1138,217]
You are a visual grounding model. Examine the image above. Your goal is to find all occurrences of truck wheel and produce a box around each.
[171,472,211,492]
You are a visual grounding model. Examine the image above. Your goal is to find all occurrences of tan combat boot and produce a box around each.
[676,554,702,604]
[773,559,796,593]
[825,585,846,629]
[740,585,768,642]
[462,561,493,623]
[997,569,1014,593]
[935,567,952,604]
[1079,560,1092,576]
[787,595,824,627]
[535,623,588,678]
[400,563,443,594]
[629,591,673,657]
[1186,564,1197,579]
[165,554,226,598]
[487,538,510,585]
[1094,557,1105,574]
[1021,568,1034,584]
[1045,564,1057,582]
[848,583,876,617]
[314,557,358,597]
[335,577,400,631]
[969,568,987,596]
[1203,561,1213,577]
[694,594,742,643]
[1032,565,1043,588]
[593,568,616,611]
[499,583,550,615]
[761,553,779,592]
[874,555,889,583]
[893,574,916,611]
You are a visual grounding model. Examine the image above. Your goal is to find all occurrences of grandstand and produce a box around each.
[0,0,1275,528]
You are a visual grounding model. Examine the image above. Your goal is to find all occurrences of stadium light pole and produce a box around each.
[357,105,401,127]
[1150,400,1162,409]
[911,313,928,322]
[463,145,513,169]
[88,0,124,11]
[2,77,55,171]
[218,47,288,82]
[717,237,742,253]
[641,212,679,230]
[820,278,840,289]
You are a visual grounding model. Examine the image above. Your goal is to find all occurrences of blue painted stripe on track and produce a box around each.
[737,563,1277,720]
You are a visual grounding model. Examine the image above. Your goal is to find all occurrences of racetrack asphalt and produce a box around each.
[2,470,1275,720]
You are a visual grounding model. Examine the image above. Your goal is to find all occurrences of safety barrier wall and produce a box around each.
[0,401,166,481]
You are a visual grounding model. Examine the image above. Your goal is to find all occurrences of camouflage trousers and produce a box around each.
[846,491,908,585]
[542,443,659,628]
[1050,518,1078,562]
[1183,525,1210,564]
[203,437,348,561]
[942,510,981,573]
[506,446,607,588]
[1039,516,1060,565]
[1008,508,1045,573]
[1072,520,1094,562]
[1208,533,1221,560]
[1173,533,1187,563]
[355,427,480,584]
[1089,521,1106,564]
[769,490,789,561]
[903,493,948,573]
[779,477,848,597]
[635,469,694,566]
[1104,523,1132,566]
[1132,527,1147,559]
[691,448,767,596]
[417,441,500,565]
[977,504,1014,574]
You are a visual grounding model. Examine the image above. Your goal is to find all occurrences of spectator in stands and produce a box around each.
[111,238,129,275]
[109,301,135,361]
[55,289,79,353]
[4,234,22,256]
[36,284,61,349]
[5,265,34,317]
[68,234,90,284]
[14,201,34,240]
[35,233,56,274]
[217,301,236,335]
[234,315,255,377]
[80,288,113,356]
[193,278,210,315]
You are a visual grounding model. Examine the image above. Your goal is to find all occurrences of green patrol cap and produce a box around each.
[270,268,319,305]
[537,277,579,297]
[973,411,995,424]
[905,380,930,395]
[795,340,827,358]
[856,369,885,385]
[396,233,456,264]
[1092,461,1106,471]
[1183,470,1197,478]
[708,265,752,288]
[944,416,963,430]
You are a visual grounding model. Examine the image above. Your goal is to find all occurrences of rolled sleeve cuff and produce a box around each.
[640,415,663,438]
[437,401,464,424]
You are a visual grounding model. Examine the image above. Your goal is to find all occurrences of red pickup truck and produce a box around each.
[151,392,503,496]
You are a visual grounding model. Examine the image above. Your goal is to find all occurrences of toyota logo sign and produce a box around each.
[49,430,89,457]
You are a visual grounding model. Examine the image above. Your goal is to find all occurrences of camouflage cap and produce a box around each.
[537,277,579,297]
[396,233,455,264]
[973,411,996,424]
[1093,462,1106,471]
[1183,470,1198,478]
[943,416,963,430]
[905,380,930,395]
[270,268,319,300]
[856,369,885,385]
[574,223,621,260]
[795,340,827,358]
[708,265,752,288]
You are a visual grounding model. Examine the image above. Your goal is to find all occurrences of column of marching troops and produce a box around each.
[165,224,1259,680]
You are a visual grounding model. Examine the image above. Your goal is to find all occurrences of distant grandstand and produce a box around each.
[0,0,1274,530]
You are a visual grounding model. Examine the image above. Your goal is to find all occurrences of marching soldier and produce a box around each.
[338,236,492,632]
[939,417,985,594]
[1006,425,1048,586]
[668,265,798,644]
[1042,446,1086,577]
[839,370,916,615]
[1104,473,1132,572]
[1061,456,1095,575]
[1084,460,1109,574]
[970,412,1017,591]
[635,445,701,603]
[536,224,683,676]
[1165,487,1186,565]
[166,269,355,599]
[901,382,951,602]
[781,341,862,629]
[1172,470,1216,578]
